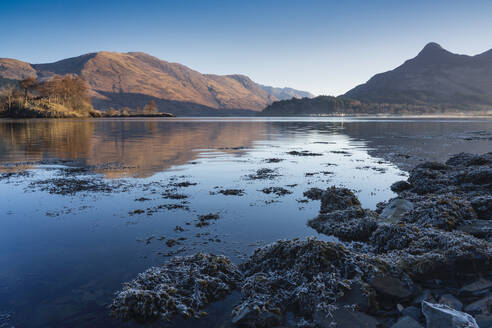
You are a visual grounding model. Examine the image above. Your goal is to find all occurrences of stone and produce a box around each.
[470,195,492,220]
[422,301,479,328]
[390,316,423,328]
[369,276,412,300]
[390,180,412,192]
[464,295,492,315]
[458,220,492,239]
[338,281,374,313]
[460,279,492,297]
[402,306,422,322]
[319,187,361,213]
[379,198,414,223]
[475,314,492,328]
[439,294,463,311]
[314,308,379,328]
[110,253,242,321]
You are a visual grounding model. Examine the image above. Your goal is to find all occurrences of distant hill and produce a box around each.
[0,52,312,116]
[259,85,314,100]
[345,42,492,108]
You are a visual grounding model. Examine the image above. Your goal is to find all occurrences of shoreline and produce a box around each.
[110,152,492,327]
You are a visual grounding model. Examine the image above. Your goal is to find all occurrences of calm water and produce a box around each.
[0,117,491,328]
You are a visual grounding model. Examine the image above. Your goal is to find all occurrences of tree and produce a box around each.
[143,100,158,114]
[37,75,92,112]
[0,84,18,110]
[19,77,38,105]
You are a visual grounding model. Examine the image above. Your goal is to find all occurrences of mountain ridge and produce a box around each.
[0,51,312,115]
[344,42,492,106]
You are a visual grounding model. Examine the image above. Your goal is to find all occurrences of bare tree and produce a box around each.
[0,84,17,110]
[19,77,38,105]
[143,100,158,114]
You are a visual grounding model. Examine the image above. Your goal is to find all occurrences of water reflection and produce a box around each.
[0,119,272,178]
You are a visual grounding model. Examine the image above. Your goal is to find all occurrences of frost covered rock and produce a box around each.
[400,194,476,230]
[421,301,479,328]
[307,187,377,241]
[110,253,242,321]
[319,187,361,213]
[370,223,492,279]
[233,238,406,327]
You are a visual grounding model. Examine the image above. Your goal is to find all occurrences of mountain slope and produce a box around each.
[259,85,314,100]
[0,52,312,115]
[344,42,492,107]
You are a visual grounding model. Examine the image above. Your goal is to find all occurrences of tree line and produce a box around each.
[0,75,92,113]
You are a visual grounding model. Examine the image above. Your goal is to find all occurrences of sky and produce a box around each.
[1,0,491,96]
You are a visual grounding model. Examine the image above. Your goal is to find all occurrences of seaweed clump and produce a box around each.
[110,253,242,322]
[233,238,406,327]
[307,187,377,242]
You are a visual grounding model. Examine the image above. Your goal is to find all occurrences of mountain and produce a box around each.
[0,52,312,115]
[259,85,314,100]
[344,42,492,107]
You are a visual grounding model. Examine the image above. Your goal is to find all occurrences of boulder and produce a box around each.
[464,295,492,315]
[439,294,463,311]
[313,308,379,328]
[422,301,479,328]
[475,314,492,328]
[458,220,492,239]
[379,198,414,223]
[402,305,422,322]
[390,316,423,328]
[369,276,412,300]
[390,180,412,193]
[319,187,361,213]
[460,279,492,297]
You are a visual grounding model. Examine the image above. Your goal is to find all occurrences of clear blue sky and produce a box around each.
[1,0,491,95]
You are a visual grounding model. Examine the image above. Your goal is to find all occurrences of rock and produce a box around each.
[337,281,375,313]
[458,220,492,239]
[313,308,379,328]
[459,167,492,185]
[319,187,361,213]
[303,187,324,200]
[308,187,377,241]
[370,223,492,279]
[439,294,463,311]
[260,187,292,196]
[413,290,436,306]
[390,180,412,192]
[475,314,492,328]
[235,238,407,327]
[422,301,479,328]
[110,253,242,321]
[390,316,423,328]
[219,189,245,196]
[231,303,282,327]
[470,195,492,220]
[464,295,492,315]
[446,153,492,167]
[308,211,377,242]
[460,279,492,297]
[246,168,280,180]
[402,306,422,321]
[379,198,414,223]
[369,276,412,300]
[402,194,477,231]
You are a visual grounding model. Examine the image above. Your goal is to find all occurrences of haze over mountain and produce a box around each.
[0,51,312,116]
[345,42,492,108]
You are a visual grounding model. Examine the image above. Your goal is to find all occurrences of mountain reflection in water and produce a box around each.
[0,118,272,178]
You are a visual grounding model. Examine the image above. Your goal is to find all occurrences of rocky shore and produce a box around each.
[110,152,492,327]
